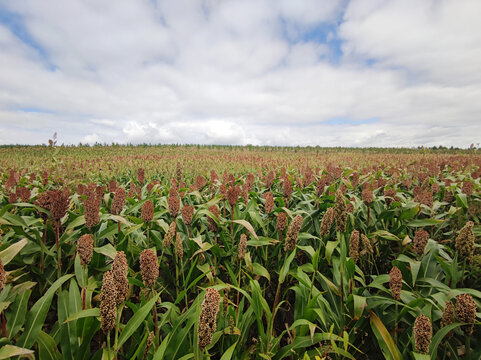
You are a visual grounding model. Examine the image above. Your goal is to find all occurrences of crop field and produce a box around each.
[0,145,480,359]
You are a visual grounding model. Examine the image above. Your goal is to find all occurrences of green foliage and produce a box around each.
[0,146,480,359]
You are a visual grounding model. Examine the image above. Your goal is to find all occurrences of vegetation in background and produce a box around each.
[0,144,480,359]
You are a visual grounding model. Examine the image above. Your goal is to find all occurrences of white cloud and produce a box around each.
[0,0,480,147]
[82,133,100,144]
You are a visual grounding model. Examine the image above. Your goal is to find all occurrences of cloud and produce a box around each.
[0,0,480,147]
[82,133,100,144]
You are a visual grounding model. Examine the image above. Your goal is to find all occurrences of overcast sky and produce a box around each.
[0,0,480,147]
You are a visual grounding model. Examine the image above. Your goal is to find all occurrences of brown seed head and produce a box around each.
[227,186,240,208]
[48,189,70,224]
[456,293,476,335]
[263,192,274,214]
[112,251,129,305]
[137,168,145,184]
[265,170,275,188]
[385,188,397,207]
[210,170,219,183]
[207,205,219,232]
[334,189,347,233]
[462,181,474,196]
[238,234,247,260]
[316,177,327,196]
[143,331,155,360]
[455,221,475,264]
[77,234,93,265]
[195,175,207,191]
[141,200,154,223]
[108,179,117,193]
[8,192,18,204]
[349,230,360,263]
[245,173,254,191]
[276,212,287,233]
[283,177,293,199]
[140,249,159,288]
[320,207,335,238]
[168,188,180,218]
[16,187,31,202]
[175,233,184,259]
[176,162,183,184]
[360,234,374,256]
[413,230,429,256]
[163,221,176,247]
[284,215,303,252]
[100,271,117,334]
[362,188,373,205]
[389,266,402,301]
[111,187,126,215]
[441,301,455,340]
[198,288,220,349]
[181,205,194,226]
[414,314,432,354]
[84,185,101,230]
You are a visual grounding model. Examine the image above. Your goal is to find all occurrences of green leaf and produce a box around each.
[412,353,430,360]
[247,236,279,246]
[279,249,296,284]
[152,332,172,360]
[6,289,31,339]
[74,255,86,288]
[370,231,400,241]
[407,219,443,227]
[0,212,28,227]
[219,341,238,360]
[369,311,402,360]
[37,330,63,360]
[94,244,117,260]
[0,345,34,360]
[65,215,86,232]
[116,293,160,350]
[400,205,420,220]
[232,219,259,239]
[325,241,338,263]
[0,238,28,265]
[17,274,74,349]
[252,263,271,281]
[64,308,100,323]
[352,295,366,320]
[456,193,468,209]
[396,254,421,287]
[430,322,462,357]
[58,290,75,360]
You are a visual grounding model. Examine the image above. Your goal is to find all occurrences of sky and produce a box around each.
[0,0,480,147]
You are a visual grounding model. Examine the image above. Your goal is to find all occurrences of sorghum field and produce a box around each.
[0,145,480,360]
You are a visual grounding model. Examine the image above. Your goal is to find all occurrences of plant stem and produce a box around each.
[1,312,7,338]
[466,336,471,358]
[56,225,61,279]
[114,306,123,352]
[153,295,159,345]
[394,303,398,344]
[107,330,112,358]
[82,265,88,309]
